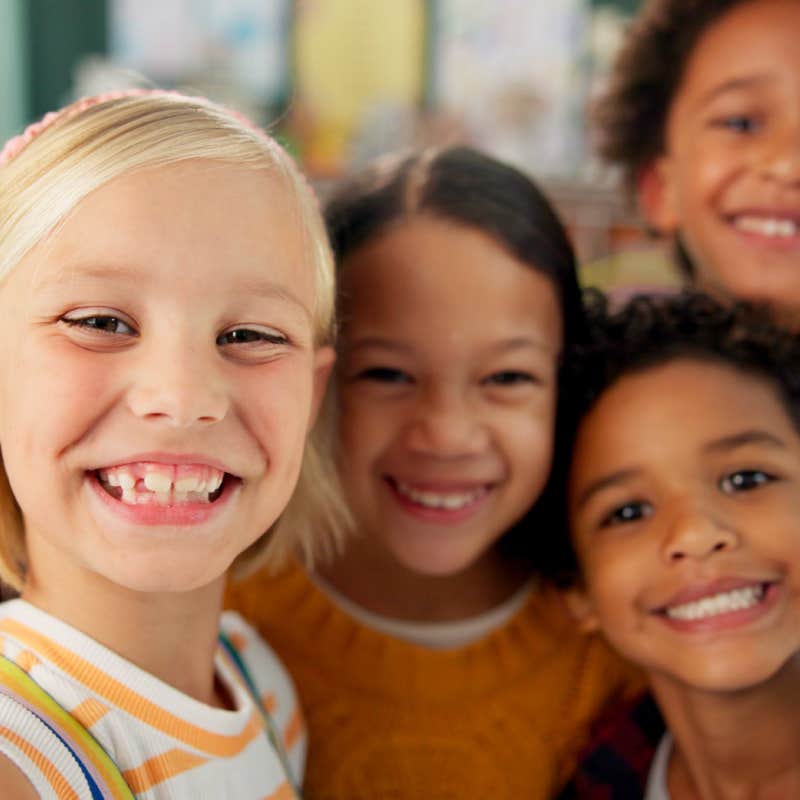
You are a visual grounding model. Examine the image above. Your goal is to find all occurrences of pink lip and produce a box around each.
[86,471,238,526]
[384,477,492,524]
[92,452,235,476]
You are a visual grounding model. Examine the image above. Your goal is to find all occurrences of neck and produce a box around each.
[651,659,800,799]
[316,535,531,622]
[22,556,227,708]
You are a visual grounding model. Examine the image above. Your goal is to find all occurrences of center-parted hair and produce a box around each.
[550,289,800,583]
[324,145,585,570]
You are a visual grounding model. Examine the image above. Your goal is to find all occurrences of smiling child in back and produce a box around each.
[0,92,344,798]
[561,291,800,798]
[595,0,800,316]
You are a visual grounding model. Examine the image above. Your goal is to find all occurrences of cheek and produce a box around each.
[503,401,557,490]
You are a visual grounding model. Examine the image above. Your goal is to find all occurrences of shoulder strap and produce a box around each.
[218,631,303,799]
[0,655,135,800]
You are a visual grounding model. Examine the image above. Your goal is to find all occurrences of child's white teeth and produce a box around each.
[174,476,200,493]
[396,482,485,510]
[665,584,765,621]
[734,216,798,238]
[99,465,225,506]
[144,473,172,493]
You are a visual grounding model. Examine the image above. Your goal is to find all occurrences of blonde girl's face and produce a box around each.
[335,216,562,577]
[0,160,333,595]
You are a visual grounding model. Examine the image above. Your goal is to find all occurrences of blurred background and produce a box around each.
[0,0,677,291]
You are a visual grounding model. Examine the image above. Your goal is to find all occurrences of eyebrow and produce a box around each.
[42,262,312,319]
[697,74,772,106]
[703,429,787,454]
[574,429,787,510]
[344,335,556,356]
[574,468,640,511]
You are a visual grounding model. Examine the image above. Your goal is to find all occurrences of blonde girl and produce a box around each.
[0,91,344,799]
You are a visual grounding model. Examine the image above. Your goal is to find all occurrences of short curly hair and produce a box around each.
[594,0,746,192]
[548,289,800,583]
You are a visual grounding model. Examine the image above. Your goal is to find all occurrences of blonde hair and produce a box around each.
[0,92,349,589]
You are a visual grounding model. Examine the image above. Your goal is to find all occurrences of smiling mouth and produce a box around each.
[659,582,772,622]
[731,215,799,239]
[389,478,490,511]
[94,463,232,506]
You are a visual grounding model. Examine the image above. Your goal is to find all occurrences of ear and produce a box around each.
[564,586,600,634]
[637,156,679,235]
[308,345,336,428]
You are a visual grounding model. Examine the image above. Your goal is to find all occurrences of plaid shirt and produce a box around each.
[556,693,665,799]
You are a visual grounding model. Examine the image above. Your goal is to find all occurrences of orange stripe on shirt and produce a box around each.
[284,706,303,751]
[122,747,209,792]
[0,619,263,757]
[263,781,295,800]
[14,650,40,673]
[71,697,110,728]
[0,725,80,800]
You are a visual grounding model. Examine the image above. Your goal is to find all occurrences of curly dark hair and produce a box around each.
[594,0,746,191]
[547,289,800,583]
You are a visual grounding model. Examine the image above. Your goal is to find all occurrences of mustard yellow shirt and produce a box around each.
[227,561,641,800]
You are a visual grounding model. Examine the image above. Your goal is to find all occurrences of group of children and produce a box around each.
[0,0,797,798]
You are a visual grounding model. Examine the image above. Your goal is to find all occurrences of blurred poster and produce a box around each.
[293,0,426,176]
[432,0,590,177]
[110,0,290,106]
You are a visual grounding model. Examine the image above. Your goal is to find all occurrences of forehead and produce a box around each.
[16,160,316,308]
[571,359,795,481]
[675,0,800,97]
[338,215,562,347]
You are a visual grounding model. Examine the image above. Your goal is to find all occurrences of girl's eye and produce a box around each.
[600,500,652,528]
[61,314,136,336]
[483,370,537,387]
[714,115,760,134]
[719,469,775,493]
[216,328,288,347]
[355,367,412,384]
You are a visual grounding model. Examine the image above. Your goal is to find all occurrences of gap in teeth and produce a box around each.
[395,481,486,510]
[98,464,225,506]
[665,584,766,621]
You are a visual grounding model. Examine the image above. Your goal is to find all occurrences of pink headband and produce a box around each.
[0,88,273,167]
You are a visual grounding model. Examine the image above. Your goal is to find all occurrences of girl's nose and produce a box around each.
[661,505,739,564]
[126,340,229,427]
[759,126,800,184]
[403,386,489,458]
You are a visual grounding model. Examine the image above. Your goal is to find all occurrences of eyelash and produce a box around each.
[482,370,538,387]
[711,114,761,134]
[599,500,652,529]
[598,469,777,529]
[355,367,412,384]
[719,469,776,493]
[61,314,290,349]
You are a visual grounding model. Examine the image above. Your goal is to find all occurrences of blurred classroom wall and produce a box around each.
[1,0,677,293]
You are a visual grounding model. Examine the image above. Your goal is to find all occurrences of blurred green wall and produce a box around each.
[27,0,107,117]
[0,0,29,141]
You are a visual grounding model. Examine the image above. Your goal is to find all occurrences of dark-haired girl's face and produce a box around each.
[335,216,562,579]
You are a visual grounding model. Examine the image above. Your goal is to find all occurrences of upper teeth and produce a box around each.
[98,464,225,506]
[395,482,486,510]
[665,584,765,621]
[734,216,798,238]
